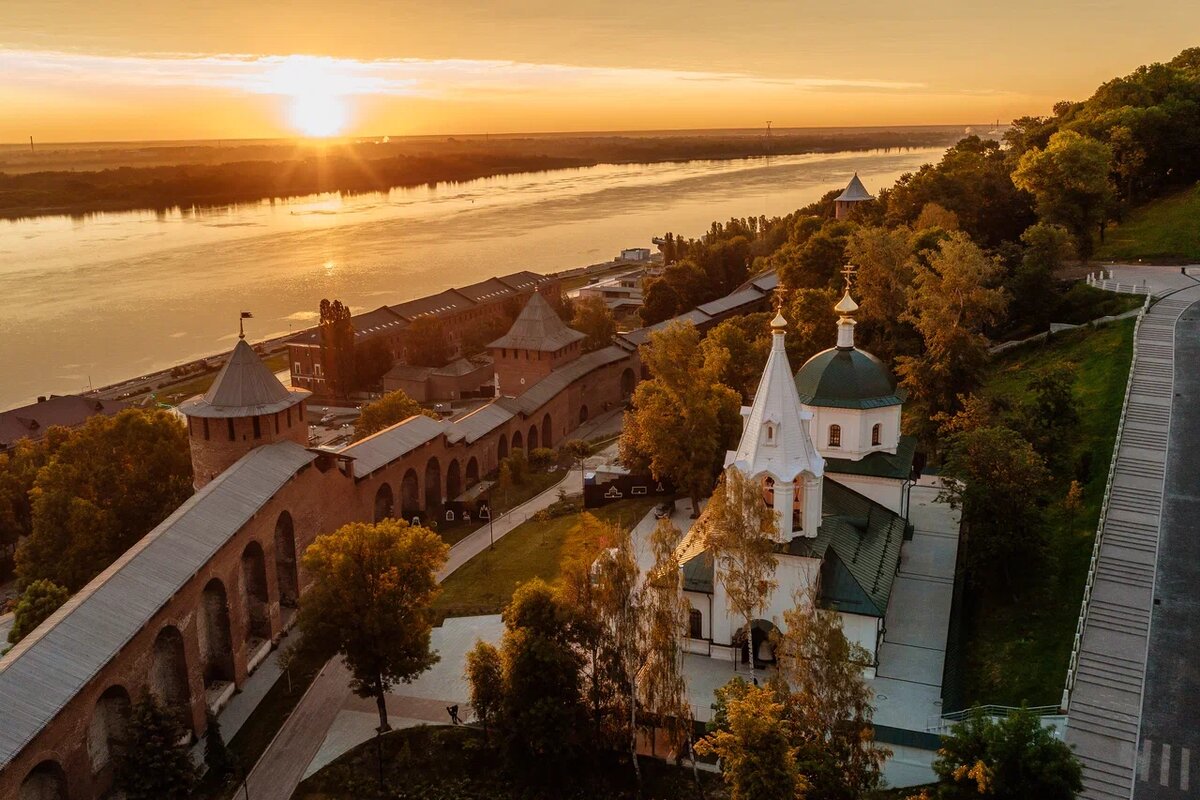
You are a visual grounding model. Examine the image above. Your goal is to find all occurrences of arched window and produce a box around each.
[828,425,841,448]
[872,423,882,446]
[688,608,703,639]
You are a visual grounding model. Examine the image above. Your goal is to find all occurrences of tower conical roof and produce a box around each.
[835,173,874,203]
[180,339,309,418]
[487,292,585,352]
[730,315,824,483]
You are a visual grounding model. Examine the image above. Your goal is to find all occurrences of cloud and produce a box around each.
[0,48,927,99]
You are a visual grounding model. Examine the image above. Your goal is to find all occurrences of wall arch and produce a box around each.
[199,578,235,687]
[240,541,271,645]
[465,457,480,488]
[511,430,524,452]
[150,625,192,733]
[424,457,442,511]
[401,469,420,519]
[19,760,67,800]
[87,684,132,776]
[528,424,539,451]
[497,433,509,461]
[374,483,395,522]
[621,367,636,399]
[274,511,300,610]
[541,413,553,448]
[579,405,589,424]
[445,460,462,501]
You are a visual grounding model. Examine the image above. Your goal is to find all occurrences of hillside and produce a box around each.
[1097,184,1200,262]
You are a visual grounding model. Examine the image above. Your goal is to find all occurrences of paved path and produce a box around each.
[242,467,585,800]
[1065,286,1200,800]
[1132,298,1200,800]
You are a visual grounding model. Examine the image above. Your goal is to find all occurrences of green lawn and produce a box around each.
[959,318,1134,706]
[1097,184,1200,262]
[433,496,659,621]
[293,724,725,800]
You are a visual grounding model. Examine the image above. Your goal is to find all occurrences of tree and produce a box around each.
[115,694,197,800]
[203,710,233,782]
[640,518,694,762]
[1013,130,1115,258]
[780,287,839,367]
[695,681,803,800]
[16,409,192,591]
[896,232,1009,445]
[844,226,918,362]
[319,298,355,398]
[775,591,888,799]
[353,390,436,441]
[1017,365,1078,458]
[571,294,618,352]
[933,707,1082,799]
[405,316,451,367]
[1010,223,1074,330]
[940,426,1050,588]
[7,578,69,645]
[297,519,448,732]
[620,321,742,512]
[465,640,504,740]
[353,337,394,391]
[640,276,681,325]
[0,437,56,570]
[705,468,778,669]
[915,202,960,232]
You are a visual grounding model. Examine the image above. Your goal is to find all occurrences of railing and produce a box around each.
[1059,293,1151,712]
[926,705,1064,735]
[1086,270,1154,296]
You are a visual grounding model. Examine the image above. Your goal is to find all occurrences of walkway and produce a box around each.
[242,466,584,800]
[1064,286,1200,800]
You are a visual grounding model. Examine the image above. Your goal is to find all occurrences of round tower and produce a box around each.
[180,337,311,489]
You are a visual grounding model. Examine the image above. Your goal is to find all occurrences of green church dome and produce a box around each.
[794,346,906,410]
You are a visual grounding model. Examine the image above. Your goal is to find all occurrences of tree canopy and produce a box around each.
[354,389,438,441]
[6,578,69,646]
[319,298,355,398]
[1013,130,1115,258]
[571,294,618,352]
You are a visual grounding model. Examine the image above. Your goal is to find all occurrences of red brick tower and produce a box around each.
[488,292,586,397]
[180,338,311,488]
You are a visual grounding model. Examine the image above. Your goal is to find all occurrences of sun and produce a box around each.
[288,91,348,138]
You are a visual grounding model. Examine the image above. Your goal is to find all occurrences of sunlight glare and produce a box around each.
[288,92,348,138]
[265,56,356,138]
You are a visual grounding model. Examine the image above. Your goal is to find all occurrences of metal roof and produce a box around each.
[794,347,904,410]
[824,434,919,481]
[340,414,447,476]
[180,339,309,419]
[390,289,476,321]
[488,293,585,352]
[0,441,316,769]
[0,395,131,450]
[447,402,515,445]
[835,173,874,203]
[696,287,769,318]
[512,345,631,415]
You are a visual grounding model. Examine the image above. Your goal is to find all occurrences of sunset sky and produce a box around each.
[1,0,1197,142]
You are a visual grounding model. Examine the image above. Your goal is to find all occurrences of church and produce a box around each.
[676,273,918,677]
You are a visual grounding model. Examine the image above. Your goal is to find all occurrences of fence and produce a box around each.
[925,705,1066,738]
[1085,270,1154,296]
[1059,293,1151,712]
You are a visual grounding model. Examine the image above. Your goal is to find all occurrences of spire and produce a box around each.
[836,264,858,349]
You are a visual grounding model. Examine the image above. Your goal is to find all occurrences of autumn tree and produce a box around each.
[915,202,960,232]
[844,226,918,362]
[933,707,1082,799]
[1013,130,1115,258]
[780,287,839,367]
[939,426,1050,588]
[353,389,437,441]
[696,681,803,800]
[640,518,694,762]
[705,467,778,669]
[0,437,56,568]
[620,321,742,512]
[896,232,1009,445]
[571,294,618,352]
[16,409,192,591]
[319,298,355,398]
[775,590,888,799]
[465,640,504,740]
[701,313,773,402]
[405,316,451,367]
[6,578,69,646]
[353,337,394,391]
[1009,223,1075,329]
[114,694,197,800]
[297,519,448,732]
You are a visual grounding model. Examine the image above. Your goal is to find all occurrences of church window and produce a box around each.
[828,425,841,447]
[872,423,882,446]
[689,608,703,639]
[763,422,776,446]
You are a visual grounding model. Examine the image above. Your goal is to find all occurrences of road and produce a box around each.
[1133,297,1200,799]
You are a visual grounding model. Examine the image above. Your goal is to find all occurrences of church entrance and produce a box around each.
[748,619,779,669]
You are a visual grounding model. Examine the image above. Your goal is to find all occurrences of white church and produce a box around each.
[675,274,918,677]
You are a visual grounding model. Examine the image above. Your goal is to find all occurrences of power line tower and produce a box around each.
[765,120,772,155]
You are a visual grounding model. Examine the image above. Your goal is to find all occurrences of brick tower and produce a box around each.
[180,336,311,488]
[487,292,585,397]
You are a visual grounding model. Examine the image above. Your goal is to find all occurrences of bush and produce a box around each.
[528,447,557,471]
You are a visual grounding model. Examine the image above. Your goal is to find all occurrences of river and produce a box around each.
[0,146,943,409]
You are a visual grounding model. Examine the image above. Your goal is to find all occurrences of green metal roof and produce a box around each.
[824,434,919,481]
[681,550,714,594]
[794,347,905,409]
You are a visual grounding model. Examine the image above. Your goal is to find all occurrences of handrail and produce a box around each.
[1059,290,1150,712]
[926,704,1063,732]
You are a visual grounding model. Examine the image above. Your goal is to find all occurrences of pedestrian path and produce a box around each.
[1065,290,1200,800]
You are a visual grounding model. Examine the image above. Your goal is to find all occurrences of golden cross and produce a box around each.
[841,264,857,291]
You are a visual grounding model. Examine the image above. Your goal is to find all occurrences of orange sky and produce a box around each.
[1,1,1197,141]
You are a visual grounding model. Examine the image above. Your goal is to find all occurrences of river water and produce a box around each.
[0,146,943,409]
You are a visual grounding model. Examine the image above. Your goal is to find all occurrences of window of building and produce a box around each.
[294,362,302,374]
[689,608,703,639]
[227,418,236,441]
[203,418,210,441]
[872,423,882,446]
[828,424,841,447]
[287,407,292,427]
[274,413,280,435]
[252,416,262,439]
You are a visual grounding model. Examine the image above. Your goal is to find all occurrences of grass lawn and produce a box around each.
[959,318,1134,706]
[433,496,659,621]
[435,469,568,546]
[293,724,726,800]
[1097,184,1200,262]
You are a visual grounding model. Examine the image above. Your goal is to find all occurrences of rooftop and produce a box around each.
[0,395,131,450]
[180,339,309,419]
[835,173,875,203]
[487,292,585,353]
